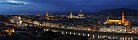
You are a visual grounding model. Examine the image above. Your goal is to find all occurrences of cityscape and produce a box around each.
[0,0,138,40]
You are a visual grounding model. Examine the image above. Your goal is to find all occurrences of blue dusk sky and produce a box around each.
[0,0,138,15]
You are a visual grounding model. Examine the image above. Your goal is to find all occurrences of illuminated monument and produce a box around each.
[78,10,85,18]
[44,10,56,20]
[104,10,132,32]
[45,10,49,20]
[78,10,84,17]
[67,10,85,18]
[68,12,73,18]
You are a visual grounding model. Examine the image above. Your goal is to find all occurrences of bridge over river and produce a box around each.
[42,26,138,40]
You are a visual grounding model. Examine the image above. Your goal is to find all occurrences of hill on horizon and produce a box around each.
[93,8,138,16]
[51,8,138,16]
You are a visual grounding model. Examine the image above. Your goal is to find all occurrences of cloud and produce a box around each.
[0,0,31,5]
[1,2,25,5]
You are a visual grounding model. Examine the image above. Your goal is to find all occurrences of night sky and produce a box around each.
[0,0,138,15]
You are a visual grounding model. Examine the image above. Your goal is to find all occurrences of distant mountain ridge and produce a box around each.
[51,8,138,16]
[93,8,138,16]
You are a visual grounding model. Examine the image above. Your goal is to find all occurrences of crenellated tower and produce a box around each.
[45,10,49,20]
[69,12,73,18]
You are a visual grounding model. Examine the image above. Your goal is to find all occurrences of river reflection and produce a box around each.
[45,29,138,40]
[88,35,138,40]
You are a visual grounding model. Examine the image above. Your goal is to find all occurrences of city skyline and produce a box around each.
[0,0,138,40]
[0,0,138,15]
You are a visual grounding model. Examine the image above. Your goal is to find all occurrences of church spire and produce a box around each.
[122,10,125,24]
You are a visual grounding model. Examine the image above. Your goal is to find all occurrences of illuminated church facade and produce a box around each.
[104,10,132,32]
[104,10,130,26]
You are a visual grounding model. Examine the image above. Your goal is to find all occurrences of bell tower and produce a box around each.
[122,10,125,24]
[45,10,49,20]
[69,12,73,18]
